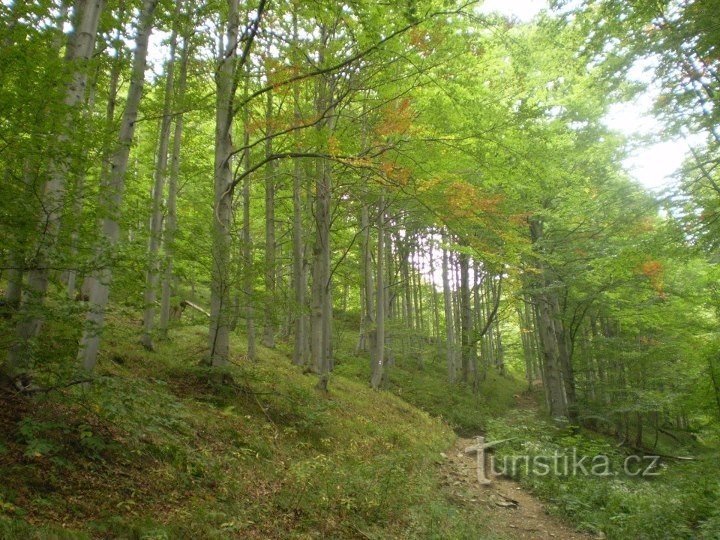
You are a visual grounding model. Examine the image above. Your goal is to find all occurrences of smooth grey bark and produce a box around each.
[428,237,441,355]
[459,249,474,383]
[441,232,456,383]
[358,205,375,356]
[208,0,240,367]
[529,218,569,419]
[290,8,308,366]
[6,0,103,378]
[77,0,158,372]
[311,145,332,388]
[141,4,181,350]
[241,97,256,361]
[262,89,276,348]
[159,33,190,338]
[310,30,334,390]
[370,195,385,390]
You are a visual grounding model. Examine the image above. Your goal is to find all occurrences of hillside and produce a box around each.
[0,313,519,539]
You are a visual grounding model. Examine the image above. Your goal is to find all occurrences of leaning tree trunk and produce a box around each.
[7,0,104,379]
[77,0,158,372]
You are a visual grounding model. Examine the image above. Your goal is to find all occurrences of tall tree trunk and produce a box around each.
[528,218,569,419]
[459,249,474,383]
[77,0,158,372]
[141,4,181,350]
[6,0,104,379]
[262,89,276,348]
[441,231,456,383]
[241,68,256,361]
[207,2,239,367]
[429,237,441,351]
[291,8,308,366]
[358,204,375,356]
[371,195,385,389]
[159,32,190,338]
[310,29,334,390]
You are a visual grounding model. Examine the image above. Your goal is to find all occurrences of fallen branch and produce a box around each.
[464,437,516,453]
[16,378,94,395]
[180,300,210,317]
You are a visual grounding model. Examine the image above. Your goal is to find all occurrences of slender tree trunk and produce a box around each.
[262,90,276,348]
[359,204,375,356]
[77,0,158,372]
[528,218,569,419]
[159,33,190,338]
[242,69,256,362]
[441,231,456,383]
[371,195,385,389]
[141,5,181,350]
[459,249,474,383]
[6,0,103,378]
[290,7,308,366]
[310,30,334,389]
[429,238,441,351]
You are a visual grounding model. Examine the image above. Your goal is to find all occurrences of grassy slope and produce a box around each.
[0,309,520,539]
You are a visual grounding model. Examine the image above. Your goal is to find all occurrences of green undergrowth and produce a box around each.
[485,407,720,540]
[0,312,499,539]
[331,316,523,436]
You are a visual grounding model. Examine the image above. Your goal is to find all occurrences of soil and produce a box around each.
[438,393,599,540]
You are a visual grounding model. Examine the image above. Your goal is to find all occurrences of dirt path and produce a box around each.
[438,435,596,540]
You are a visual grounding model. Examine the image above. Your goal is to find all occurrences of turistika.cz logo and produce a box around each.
[465,436,661,485]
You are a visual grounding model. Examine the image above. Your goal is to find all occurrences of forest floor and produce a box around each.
[439,435,594,540]
[2,312,715,538]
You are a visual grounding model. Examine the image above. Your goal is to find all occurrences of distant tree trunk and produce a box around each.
[6,0,103,379]
[384,224,396,370]
[77,0,157,373]
[371,195,385,390]
[412,239,424,336]
[441,231,456,383]
[159,32,190,338]
[310,29,334,390]
[459,249,474,383]
[358,204,375,356]
[529,218,569,419]
[290,8,308,366]
[262,89,276,348]
[429,237,441,356]
[241,85,256,362]
[141,5,181,350]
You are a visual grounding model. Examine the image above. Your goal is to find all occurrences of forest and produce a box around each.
[1,0,719,538]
